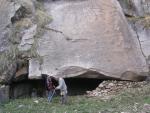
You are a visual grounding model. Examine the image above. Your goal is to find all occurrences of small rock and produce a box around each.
[99,84,104,88]
[17,104,24,108]
[108,83,114,87]
[143,103,150,111]
[33,100,39,104]
[121,112,129,113]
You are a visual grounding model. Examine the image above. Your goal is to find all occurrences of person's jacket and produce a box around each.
[46,77,55,91]
[56,78,67,94]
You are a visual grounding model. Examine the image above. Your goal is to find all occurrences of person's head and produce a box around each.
[41,74,48,80]
[49,76,59,86]
[49,76,57,81]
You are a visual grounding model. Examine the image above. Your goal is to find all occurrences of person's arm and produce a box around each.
[46,78,49,89]
[55,78,63,90]
[46,78,49,85]
[52,83,55,89]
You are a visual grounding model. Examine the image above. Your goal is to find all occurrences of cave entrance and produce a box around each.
[65,78,102,95]
[10,76,46,99]
[10,77,102,98]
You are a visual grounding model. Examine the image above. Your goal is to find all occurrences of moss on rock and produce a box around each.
[127,16,150,28]
[35,9,52,27]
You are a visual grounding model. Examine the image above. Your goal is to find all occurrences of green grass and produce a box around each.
[1,83,150,113]
[0,96,115,113]
[1,90,150,113]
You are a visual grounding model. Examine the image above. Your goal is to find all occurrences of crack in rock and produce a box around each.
[44,26,88,42]
[44,26,70,40]
[133,23,147,59]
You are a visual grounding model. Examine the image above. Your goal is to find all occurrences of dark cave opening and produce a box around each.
[65,78,102,95]
[10,79,46,99]
[9,76,102,98]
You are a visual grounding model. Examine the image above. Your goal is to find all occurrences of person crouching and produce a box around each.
[55,77,68,104]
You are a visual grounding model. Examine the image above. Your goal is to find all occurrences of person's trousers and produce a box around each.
[48,90,54,102]
[61,94,67,104]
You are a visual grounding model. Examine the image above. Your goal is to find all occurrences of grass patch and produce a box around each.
[0,96,113,113]
[1,87,150,113]
[1,83,150,113]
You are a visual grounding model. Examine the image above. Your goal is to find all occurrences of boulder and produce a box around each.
[0,85,9,103]
[29,0,148,81]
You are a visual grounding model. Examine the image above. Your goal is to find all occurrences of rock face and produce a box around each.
[131,18,150,59]
[0,0,50,84]
[0,0,20,83]
[0,0,36,84]
[0,0,149,82]
[29,0,148,80]
[118,0,150,71]
[18,25,37,51]
[132,19,150,73]
[0,0,15,52]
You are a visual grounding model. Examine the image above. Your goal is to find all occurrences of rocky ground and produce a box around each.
[86,80,150,113]
[86,80,149,98]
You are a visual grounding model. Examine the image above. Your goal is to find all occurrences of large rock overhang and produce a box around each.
[28,0,149,81]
